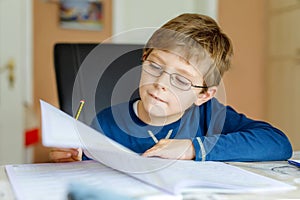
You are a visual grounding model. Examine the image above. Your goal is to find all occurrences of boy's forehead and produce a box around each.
[149,50,188,64]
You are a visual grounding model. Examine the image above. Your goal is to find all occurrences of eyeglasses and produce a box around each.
[142,60,208,91]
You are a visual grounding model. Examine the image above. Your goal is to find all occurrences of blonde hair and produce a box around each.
[143,13,233,87]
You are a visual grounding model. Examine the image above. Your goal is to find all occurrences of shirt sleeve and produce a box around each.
[193,100,293,161]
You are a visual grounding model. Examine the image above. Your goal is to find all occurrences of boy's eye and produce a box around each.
[172,75,190,86]
[149,62,161,71]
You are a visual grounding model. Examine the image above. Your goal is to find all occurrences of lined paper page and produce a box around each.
[6,161,177,200]
[130,160,296,194]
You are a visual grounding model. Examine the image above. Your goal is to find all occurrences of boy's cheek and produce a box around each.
[176,92,199,108]
[139,72,154,84]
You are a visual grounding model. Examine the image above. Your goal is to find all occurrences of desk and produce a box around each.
[0,165,14,200]
[1,152,300,200]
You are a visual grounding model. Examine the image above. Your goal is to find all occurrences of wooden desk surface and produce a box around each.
[1,152,300,200]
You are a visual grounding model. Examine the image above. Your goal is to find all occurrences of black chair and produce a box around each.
[54,43,144,124]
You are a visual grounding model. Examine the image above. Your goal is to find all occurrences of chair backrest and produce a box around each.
[54,43,144,124]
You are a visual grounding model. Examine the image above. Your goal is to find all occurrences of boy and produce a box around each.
[50,13,292,162]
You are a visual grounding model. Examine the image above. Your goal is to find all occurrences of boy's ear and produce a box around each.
[194,86,217,106]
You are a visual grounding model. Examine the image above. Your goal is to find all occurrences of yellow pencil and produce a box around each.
[75,100,85,120]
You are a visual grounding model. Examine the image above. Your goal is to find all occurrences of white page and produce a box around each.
[40,100,177,173]
[40,100,296,194]
[130,160,296,194]
[6,161,178,200]
[40,100,136,154]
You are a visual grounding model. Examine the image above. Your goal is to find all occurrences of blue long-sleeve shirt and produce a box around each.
[90,98,292,161]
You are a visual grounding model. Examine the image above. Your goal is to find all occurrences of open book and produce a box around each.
[5,100,296,199]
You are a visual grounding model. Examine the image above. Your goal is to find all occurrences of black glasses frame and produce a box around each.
[142,60,208,91]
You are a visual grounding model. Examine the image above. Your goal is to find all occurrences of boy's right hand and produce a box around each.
[49,148,82,162]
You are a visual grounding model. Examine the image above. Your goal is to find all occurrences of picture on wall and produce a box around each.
[59,0,103,31]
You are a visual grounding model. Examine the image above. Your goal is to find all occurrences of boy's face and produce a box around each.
[138,49,214,125]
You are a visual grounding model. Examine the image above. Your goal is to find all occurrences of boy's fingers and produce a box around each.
[49,148,82,162]
[76,148,83,159]
[71,148,82,161]
[54,148,78,153]
[142,139,195,160]
[51,148,79,155]
[52,157,78,163]
[142,147,163,157]
[49,151,72,161]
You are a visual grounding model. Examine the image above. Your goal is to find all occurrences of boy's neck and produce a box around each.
[137,100,183,126]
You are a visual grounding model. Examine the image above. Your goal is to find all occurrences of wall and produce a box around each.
[33,0,112,162]
[218,0,267,120]
[218,0,300,150]
[266,0,300,150]
[112,0,218,44]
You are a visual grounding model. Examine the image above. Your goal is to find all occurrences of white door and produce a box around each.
[0,0,32,164]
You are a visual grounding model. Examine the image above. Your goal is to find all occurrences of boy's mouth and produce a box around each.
[149,93,167,104]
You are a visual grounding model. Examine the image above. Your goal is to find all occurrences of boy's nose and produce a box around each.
[153,72,170,90]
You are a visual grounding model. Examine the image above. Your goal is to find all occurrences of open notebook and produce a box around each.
[5,100,296,200]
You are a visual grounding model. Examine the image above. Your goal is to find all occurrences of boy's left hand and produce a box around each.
[142,139,195,160]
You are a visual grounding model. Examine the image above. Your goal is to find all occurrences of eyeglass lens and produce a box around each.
[142,61,192,90]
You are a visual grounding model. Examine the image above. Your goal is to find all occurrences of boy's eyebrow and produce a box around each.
[148,53,166,64]
[176,68,195,78]
[149,54,196,78]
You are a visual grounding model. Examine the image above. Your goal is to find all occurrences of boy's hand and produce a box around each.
[142,139,195,160]
[49,148,82,162]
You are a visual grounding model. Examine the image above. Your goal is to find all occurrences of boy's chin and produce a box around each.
[147,106,182,121]
[147,105,167,118]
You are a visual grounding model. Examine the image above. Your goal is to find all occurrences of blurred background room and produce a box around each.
[0,0,299,164]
